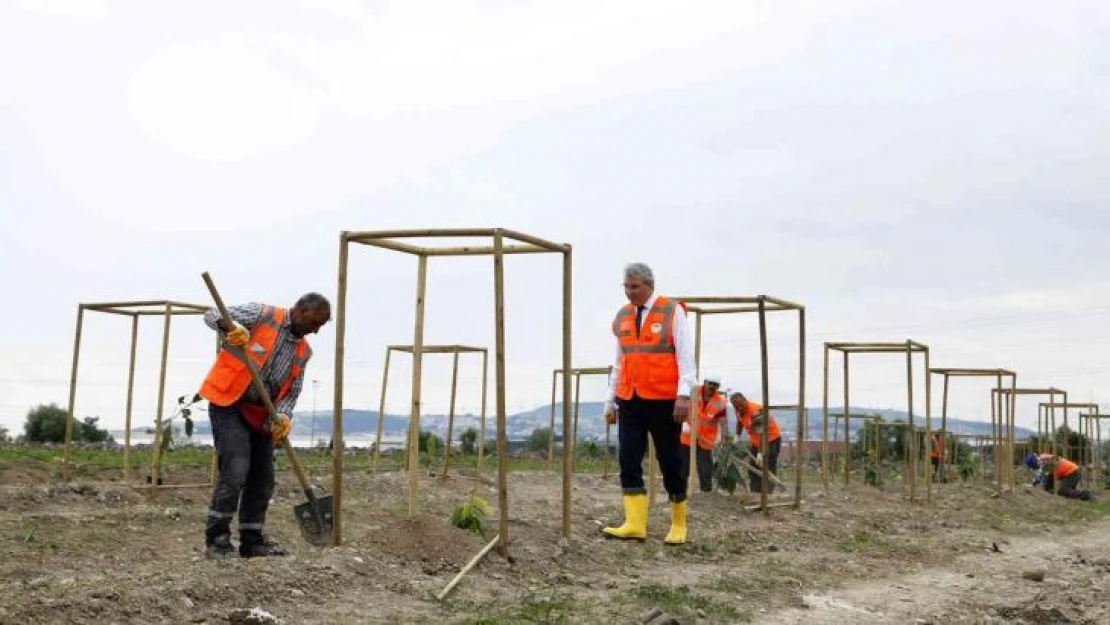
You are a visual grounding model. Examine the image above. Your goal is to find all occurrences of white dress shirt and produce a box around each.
[606,292,697,403]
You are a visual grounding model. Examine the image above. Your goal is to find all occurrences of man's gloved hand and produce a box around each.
[604,401,617,425]
[225,322,250,348]
[271,413,292,444]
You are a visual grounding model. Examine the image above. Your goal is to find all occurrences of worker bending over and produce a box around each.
[731,393,781,494]
[602,263,696,545]
[199,294,331,559]
[1027,452,1092,501]
[679,376,728,493]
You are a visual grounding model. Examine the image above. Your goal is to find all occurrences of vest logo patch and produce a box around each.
[650,322,663,334]
[249,342,266,355]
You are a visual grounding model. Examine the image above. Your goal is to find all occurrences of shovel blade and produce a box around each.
[294,495,334,547]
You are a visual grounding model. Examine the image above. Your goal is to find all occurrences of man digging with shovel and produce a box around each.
[198,293,331,559]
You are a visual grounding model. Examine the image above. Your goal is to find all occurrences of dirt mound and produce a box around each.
[994,604,1078,624]
[354,513,486,574]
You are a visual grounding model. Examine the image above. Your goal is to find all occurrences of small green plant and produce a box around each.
[158,393,204,452]
[450,492,489,537]
[712,436,748,494]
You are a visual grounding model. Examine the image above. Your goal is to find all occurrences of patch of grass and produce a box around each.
[632,584,742,622]
[836,530,904,555]
[457,591,575,625]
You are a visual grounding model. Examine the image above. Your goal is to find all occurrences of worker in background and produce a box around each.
[731,392,781,494]
[602,263,696,545]
[1029,452,1092,500]
[679,375,728,493]
[199,294,331,559]
[930,431,945,483]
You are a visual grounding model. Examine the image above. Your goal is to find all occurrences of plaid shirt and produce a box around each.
[203,303,308,416]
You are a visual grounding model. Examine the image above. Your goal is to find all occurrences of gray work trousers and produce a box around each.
[204,403,275,543]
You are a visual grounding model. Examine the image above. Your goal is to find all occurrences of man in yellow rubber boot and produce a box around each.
[602,263,695,545]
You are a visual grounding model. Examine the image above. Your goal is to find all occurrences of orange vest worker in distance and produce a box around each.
[734,396,779,448]
[680,382,728,450]
[1035,453,1091,501]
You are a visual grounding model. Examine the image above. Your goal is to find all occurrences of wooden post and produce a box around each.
[406,254,428,518]
[331,233,349,546]
[757,296,771,513]
[923,346,932,503]
[1063,401,1071,465]
[478,349,488,474]
[694,310,703,378]
[492,232,511,558]
[62,305,85,482]
[905,341,916,502]
[1049,399,1057,455]
[571,371,582,474]
[687,377,700,494]
[123,313,139,480]
[546,369,559,469]
[821,344,829,488]
[442,350,460,478]
[149,303,173,497]
[999,381,1007,495]
[603,366,613,479]
[561,247,573,542]
[372,347,392,473]
[794,307,805,510]
[940,373,949,485]
[843,351,850,486]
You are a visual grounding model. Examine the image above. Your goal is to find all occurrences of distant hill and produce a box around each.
[193,402,1029,442]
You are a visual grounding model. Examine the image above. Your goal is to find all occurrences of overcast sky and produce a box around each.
[2,0,1109,437]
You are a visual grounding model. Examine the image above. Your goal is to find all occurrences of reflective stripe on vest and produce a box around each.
[613,297,680,400]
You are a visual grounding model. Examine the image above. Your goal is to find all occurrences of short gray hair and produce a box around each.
[294,292,331,311]
[624,263,654,285]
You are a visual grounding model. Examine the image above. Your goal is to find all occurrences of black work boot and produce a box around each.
[205,534,238,560]
[240,530,290,558]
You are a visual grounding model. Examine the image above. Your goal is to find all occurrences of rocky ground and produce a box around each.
[1,454,1108,624]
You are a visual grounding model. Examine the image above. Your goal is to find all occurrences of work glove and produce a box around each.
[603,401,617,425]
[271,413,292,444]
[225,321,250,348]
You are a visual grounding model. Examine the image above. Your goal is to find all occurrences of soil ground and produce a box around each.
[1,451,1109,624]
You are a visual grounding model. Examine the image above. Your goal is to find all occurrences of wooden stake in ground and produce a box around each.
[492,232,510,558]
[442,350,460,479]
[407,255,428,518]
[148,303,173,497]
[436,534,500,600]
[372,346,391,473]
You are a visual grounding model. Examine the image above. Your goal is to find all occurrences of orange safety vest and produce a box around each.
[738,401,780,447]
[612,296,680,401]
[930,435,943,459]
[1054,457,1079,479]
[681,385,728,450]
[199,305,311,409]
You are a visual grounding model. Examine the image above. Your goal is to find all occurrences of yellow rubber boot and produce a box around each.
[602,494,648,541]
[664,500,687,545]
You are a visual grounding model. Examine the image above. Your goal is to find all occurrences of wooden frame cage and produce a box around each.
[822,341,932,502]
[991,387,1067,498]
[545,366,613,475]
[928,368,1017,493]
[1036,401,1091,458]
[372,344,489,478]
[668,295,806,513]
[332,229,572,556]
[61,300,215,492]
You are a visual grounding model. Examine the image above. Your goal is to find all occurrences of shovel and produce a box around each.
[202,271,334,547]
